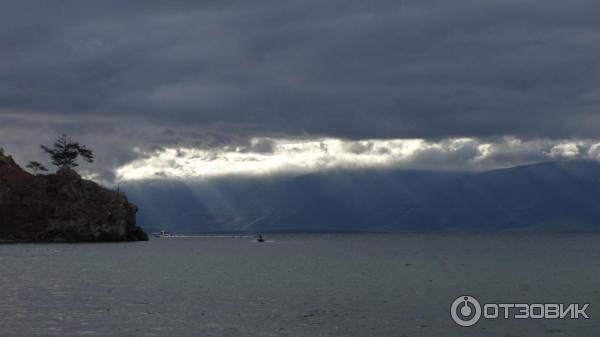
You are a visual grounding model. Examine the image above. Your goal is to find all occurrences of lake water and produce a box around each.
[0,234,598,336]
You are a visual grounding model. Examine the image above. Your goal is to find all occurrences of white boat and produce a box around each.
[151,230,172,238]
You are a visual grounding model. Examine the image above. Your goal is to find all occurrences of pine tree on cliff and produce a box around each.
[41,134,94,168]
[26,161,48,174]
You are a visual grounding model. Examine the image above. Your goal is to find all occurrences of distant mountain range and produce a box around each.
[123,160,600,233]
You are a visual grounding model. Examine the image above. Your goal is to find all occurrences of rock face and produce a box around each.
[0,151,148,242]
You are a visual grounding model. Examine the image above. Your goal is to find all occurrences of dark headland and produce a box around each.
[0,150,148,242]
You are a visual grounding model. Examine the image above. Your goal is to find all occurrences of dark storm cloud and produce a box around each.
[1,0,599,140]
[2,0,600,182]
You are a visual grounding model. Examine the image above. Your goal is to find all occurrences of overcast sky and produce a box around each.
[1,0,600,182]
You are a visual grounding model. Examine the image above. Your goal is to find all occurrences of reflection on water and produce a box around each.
[0,234,598,336]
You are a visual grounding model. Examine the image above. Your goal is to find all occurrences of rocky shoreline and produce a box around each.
[0,151,148,242]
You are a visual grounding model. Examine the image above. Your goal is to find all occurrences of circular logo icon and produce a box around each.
[451,295,481,327]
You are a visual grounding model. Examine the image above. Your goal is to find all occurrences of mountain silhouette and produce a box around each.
[124,160,600,233]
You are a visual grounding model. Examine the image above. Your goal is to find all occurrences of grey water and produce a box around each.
[0,234,599,337]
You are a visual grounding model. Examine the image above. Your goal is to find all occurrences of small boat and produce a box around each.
[256,234,265,243]
[152,230,172,238]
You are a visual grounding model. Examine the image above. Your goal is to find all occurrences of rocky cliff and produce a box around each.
[0,151,148,242]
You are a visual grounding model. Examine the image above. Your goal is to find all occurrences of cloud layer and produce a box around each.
[115,137,600,182]
[1,0,600,180]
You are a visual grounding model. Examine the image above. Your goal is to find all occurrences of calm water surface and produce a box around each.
[0,234,599,336]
